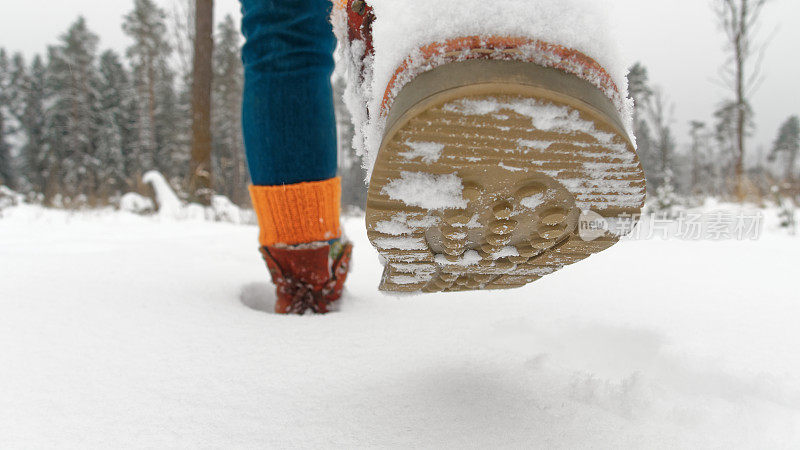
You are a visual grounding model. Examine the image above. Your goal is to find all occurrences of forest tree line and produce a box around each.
[0,0,251,207]
[0,0,366,210]
[628,62,798,208]
[0,0,798,212]
[629,0,799,209]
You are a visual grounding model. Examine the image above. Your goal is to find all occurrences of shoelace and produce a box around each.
[279,275,340,314]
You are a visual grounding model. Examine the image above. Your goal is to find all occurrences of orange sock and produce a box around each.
[249,177,342,247]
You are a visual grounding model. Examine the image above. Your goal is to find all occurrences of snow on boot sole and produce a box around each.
[365,59,646,293]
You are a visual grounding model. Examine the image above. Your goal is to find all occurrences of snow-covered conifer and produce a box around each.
[211,15,247,205]
[123,0,182,179]
[44,17,104,204]
[769,116,800,182]
[18,56,49,197]
[96,50,134,197]
[627,63,658,191]
[0,49,15,189]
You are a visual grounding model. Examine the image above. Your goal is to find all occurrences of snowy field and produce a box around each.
[1,204,799,448]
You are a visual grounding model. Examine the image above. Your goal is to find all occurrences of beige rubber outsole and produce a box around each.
[366,60,646,293]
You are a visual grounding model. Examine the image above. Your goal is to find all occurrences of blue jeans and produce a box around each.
[239,0,338,186]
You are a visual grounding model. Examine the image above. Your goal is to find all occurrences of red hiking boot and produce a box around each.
[260,239,353,314]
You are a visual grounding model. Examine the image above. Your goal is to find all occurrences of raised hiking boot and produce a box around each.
[260,239,353,314]
[334,1,646,293]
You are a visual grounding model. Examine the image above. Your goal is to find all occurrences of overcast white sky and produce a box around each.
[1,0,798,156]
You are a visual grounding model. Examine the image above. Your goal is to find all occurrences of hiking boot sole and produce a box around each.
[365,59,646,293]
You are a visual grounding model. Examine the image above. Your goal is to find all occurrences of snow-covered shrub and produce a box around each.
[184,203,207,221]
[0,186,24,217]
[25,192,45,205]
[137,171,249,223]
[50,194,65,209]
[646,172,683,219]
[209,195,241,223]
[772,189,797,234]
[119,192,155,215]
[143,171,184,219]
[778,204,796,232]
[70,194,90,209]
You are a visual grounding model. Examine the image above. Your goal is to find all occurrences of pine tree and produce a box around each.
[0,49,15,189]
[154,66,184,182]
[96,50,133,197]
[4,52,49,195]
[7,53,29,126]
[651,169,682,218]
[4,52,38,193]
[768,116,800,182]
[18,55,49,196]
[170,0,196,79]
[627,63,657,191]
[689,121,706,195]
[646,88,676,190]
[171,0,196,194]
[123,0,182,180]
[627,63,651,116]
[687,120,724,197]
[212,14,247,205]
[45,17,104,204]
[0,113,12,189]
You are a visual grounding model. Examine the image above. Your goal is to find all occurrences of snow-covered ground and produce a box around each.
[1,204,799,448]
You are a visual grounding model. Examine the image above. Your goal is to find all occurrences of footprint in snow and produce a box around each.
[239,282,275,313]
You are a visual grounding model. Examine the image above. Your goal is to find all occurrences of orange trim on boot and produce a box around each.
[249,178,342,247]
[380,36,621,117]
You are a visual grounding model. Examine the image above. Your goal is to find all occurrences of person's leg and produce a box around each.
[241,0,339,245]
[240,0,337,187]
[240,0,352,314]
